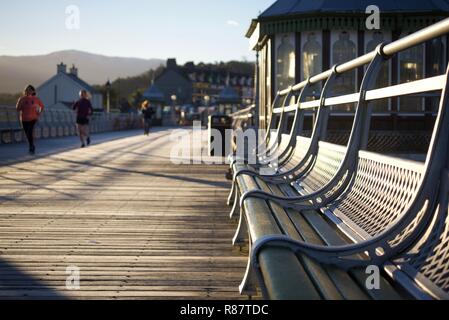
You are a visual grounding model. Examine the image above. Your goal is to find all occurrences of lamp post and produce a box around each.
[204,95,210,116]
[170,94,177,126]
[105,80,111,114]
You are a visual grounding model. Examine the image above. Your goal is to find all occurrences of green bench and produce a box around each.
[230,32,449,300]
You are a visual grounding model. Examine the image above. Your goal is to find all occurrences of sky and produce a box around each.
[0,0,274,63]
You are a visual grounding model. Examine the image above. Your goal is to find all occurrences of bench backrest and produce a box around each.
[297,141,347,194]
[401,168,449,299]
[277,134,291,157]
[330,151,425,239]
[279,136,312,174]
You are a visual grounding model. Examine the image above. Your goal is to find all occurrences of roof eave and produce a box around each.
[258,10,449,22]
[245,19,259,38]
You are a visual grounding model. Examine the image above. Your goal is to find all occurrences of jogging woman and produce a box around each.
[16,85,44,155]
[73,90,94,148]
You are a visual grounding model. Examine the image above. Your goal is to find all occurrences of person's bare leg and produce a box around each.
[85,124,91,145]
[78,124,86,146]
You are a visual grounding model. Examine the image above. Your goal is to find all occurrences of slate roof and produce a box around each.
[66,73,97,93]
[260,0,449,19]
[37,72,99,94]
[143,84,165,102]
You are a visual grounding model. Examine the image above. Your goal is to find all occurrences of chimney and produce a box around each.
[69,64,78,77]
[57,62,67,74]
[166,58,177,70]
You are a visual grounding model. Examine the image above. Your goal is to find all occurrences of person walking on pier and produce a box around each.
[16,85,44,155]
[73,90,94,148]
[141,101,154,136]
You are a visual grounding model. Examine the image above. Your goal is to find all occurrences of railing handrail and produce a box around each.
[230,105,256,119]
[276,17,449,97]
[272,75,446,114]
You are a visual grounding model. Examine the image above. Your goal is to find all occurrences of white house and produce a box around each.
[37,63,103,110]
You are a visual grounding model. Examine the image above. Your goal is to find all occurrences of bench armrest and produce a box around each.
[251,235,385,271]
[240,189,328,211]
[250,212,426,272]
[233,168,286,182]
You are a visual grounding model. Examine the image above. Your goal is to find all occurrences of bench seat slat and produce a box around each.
[298,210,406,300]
[244,194,406,299]
[246,176,398,299]
[257,179,351,299]
[258,248,323,300]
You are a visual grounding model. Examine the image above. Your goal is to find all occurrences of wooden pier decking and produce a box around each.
[0,129,250,299]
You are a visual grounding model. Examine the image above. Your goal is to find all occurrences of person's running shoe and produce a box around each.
[29,146,35,155]
[86,137,91,146]
[81,144,86,148]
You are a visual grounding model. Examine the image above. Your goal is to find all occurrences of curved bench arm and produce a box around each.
[239,189,327,211]
[233,151,315,182]
[233,166,298,186]
[250,203,429,271]
[257,90,294,161]
[273,80,313,166]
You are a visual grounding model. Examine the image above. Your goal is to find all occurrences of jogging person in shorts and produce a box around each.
[73,90,94,148]
[141,101,154,136]
[16,85,45,155]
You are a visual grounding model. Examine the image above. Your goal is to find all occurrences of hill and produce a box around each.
[0,50,164,94]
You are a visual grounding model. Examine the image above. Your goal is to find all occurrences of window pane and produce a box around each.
[275,34,296,92]
[332,31,357,111]
[428,37,446,112]
[399,33,424,112]
[302,32,322,97]
[366,31,391,112]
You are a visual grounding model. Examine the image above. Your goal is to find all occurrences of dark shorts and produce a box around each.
[76,117,89,125]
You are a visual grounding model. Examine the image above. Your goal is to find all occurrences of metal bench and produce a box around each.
[227,86,317,209]
[228,70,350,220]
[232,19,449,299]
[228,91,294,170]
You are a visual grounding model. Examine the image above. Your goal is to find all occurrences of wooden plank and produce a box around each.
[0,129,256,300]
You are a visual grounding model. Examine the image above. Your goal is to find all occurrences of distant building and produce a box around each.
[37,63,103,110]
[151,59,254,107]
[247,0,449,134]
[153,59,193,105]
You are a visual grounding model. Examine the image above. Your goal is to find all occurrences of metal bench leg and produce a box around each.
[232,208,248,246]
[227,180,236,206]
[239,236,258,297]
[229,192,240,220]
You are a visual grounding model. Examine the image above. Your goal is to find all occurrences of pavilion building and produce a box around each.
[246,0,449,152]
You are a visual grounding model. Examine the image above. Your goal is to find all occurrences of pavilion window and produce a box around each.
[365,31,391,112]
[399,32,425,112]
[302,32,322,97]
[266,39,272,123]
[332,30,357,111]
[275,33,296,92]
[428,37,446,112]
[258,43,269,130]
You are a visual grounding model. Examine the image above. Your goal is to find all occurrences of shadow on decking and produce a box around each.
[56,158,230,189]
[0,259,65,299]
[0,174,81,199]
